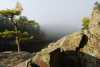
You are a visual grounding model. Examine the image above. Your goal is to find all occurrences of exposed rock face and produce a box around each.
[27,4,100,67]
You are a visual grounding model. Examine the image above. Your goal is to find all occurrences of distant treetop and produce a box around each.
[15,1,23,12]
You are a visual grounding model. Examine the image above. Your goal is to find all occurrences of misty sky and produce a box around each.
[0,0,100,39]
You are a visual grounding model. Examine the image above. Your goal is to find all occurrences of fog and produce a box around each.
[0,0,99,40]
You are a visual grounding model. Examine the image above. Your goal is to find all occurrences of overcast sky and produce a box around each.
[0,0,99,39]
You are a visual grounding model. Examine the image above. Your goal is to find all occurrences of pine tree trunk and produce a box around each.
[16,36,20,53]
[11,16,20,53]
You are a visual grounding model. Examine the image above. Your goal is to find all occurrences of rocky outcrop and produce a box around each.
[27,3,100,67]
[0,51,33,67]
